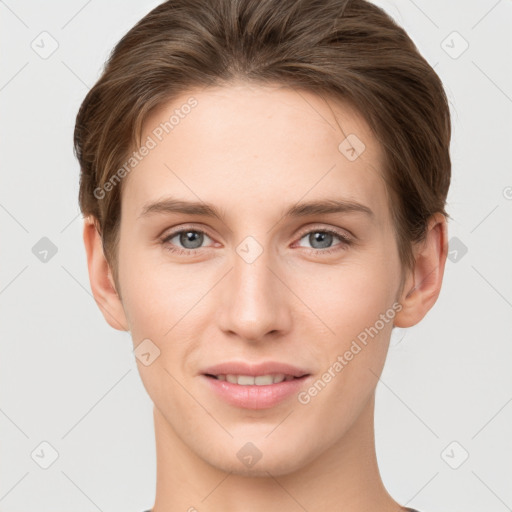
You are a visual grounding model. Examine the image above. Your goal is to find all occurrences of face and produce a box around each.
[114,83,405,475]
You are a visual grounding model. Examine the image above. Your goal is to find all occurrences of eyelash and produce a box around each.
[161,225,353,257]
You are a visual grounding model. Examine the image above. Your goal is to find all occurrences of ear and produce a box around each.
[82,216,129,331]
[394,212,448,328]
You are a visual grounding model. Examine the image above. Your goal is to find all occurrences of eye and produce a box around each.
[160,225,353,257]
[161,227,214,256]
[295,227,352,255]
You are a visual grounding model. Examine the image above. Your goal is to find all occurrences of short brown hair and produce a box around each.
[74,0,451,287]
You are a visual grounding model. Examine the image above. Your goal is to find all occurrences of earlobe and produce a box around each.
[82,216,129,332]
[394,212,448,328]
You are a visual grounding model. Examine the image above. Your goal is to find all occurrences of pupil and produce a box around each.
[181,231,203,249]
[311,232,331,249]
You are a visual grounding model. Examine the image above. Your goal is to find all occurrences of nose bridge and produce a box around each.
[218,233,289,340]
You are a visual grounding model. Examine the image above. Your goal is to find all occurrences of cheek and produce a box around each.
[118,249,215,368]
[296,267,397,429]
[301,259,399,339]
[295,256,400,406]
[116,241,172,339]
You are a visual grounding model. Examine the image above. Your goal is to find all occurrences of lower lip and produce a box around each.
[201,375,311,410]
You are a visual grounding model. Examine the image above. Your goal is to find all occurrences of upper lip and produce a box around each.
[201,361,310,378]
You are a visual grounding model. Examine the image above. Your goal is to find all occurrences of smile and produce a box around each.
[206,374,301,385]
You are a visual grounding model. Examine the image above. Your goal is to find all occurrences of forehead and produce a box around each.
[122,83,390,224]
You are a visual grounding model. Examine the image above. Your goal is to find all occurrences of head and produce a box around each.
[76,0,450,476]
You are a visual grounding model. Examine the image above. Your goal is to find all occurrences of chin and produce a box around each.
[199,435,317,478]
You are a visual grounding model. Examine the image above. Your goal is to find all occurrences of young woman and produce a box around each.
[74,0,451,510]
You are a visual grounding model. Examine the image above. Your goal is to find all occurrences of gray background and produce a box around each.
[0,1,511,511]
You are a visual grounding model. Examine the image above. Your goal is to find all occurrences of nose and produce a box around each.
[216,241,292,342]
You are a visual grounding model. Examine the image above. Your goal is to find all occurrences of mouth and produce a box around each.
[200,363,312,409]
[204,373,309,385]
[201,373,311,409]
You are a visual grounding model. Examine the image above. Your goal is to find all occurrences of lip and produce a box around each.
[201,361,310,378]
[200,361,312,410]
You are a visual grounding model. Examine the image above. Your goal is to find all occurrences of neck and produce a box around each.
[151,392,404,512]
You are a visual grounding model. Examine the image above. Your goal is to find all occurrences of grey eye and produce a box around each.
[167,230,211,250]
[299,231,338,250]
[180,231,203,249]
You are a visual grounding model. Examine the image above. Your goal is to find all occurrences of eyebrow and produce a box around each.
[138,197,374,221]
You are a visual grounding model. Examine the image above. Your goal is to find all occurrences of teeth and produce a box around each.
[217,374,290,385]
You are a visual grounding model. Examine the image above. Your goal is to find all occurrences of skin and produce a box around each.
[83,82,448,512]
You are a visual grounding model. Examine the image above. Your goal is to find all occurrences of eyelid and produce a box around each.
[160,223,214,239]
[295,223,354,242]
